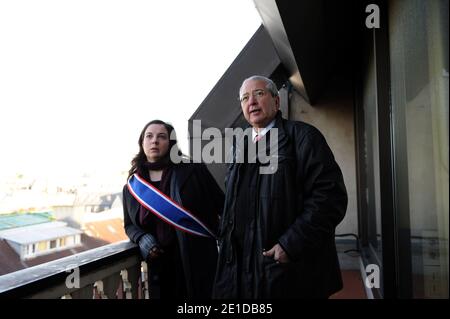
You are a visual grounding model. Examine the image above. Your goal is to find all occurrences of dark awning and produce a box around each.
[254,0,355,104]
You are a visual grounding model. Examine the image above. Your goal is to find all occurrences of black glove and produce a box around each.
[137,233,159,260]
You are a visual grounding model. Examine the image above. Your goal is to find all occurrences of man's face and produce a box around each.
[240,79,279,128]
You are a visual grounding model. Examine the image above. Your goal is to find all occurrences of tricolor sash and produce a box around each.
[127,173,216,239]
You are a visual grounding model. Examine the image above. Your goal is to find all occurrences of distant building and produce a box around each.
[0,233,108,276]
[0,212,111,276]
[0,211,53,230]
[0,195,127,276]
[0,213,82,261]
[81,207,127,243]
[52,192,122,228]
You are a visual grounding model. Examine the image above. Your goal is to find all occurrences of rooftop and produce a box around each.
[0,234,109,276]
[0,221,82,244]
[0,212,53,231]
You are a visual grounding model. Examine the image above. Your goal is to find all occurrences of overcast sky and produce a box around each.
[0,0,261,182]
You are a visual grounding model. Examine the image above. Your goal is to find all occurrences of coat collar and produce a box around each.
[172,162,195,190]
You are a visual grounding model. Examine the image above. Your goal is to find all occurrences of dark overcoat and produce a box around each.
[213,112,348,299]
[123,163,224,299]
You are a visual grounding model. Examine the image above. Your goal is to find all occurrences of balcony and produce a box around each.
[0,238,367,299]
[0,240,149,299]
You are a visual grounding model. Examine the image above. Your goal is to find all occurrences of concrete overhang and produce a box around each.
[254,0,354,104]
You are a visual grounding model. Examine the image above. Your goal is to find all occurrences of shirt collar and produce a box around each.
[252,118,276,140]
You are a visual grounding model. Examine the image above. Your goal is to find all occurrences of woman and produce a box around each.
[123,120,224,299]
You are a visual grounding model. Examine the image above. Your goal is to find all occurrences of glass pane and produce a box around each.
[50,240,57,249]
[362,47,383,267]
[389,0,449,298]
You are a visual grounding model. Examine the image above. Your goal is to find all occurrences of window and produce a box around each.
[37,241,47,252]
[389,0,448,298]
[50,240,57,249]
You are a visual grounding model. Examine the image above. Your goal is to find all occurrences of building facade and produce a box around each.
[189,0,448,298]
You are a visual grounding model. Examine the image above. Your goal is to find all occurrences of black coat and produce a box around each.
[123,162,224,299]
[213,112,348,299]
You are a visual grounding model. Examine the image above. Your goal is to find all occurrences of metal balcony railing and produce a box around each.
[0,240,149,299]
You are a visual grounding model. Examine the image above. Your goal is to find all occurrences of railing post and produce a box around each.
[93,280,108,299]
[0,240,141,299]
[141,261,150,299]
[120,269,133,299]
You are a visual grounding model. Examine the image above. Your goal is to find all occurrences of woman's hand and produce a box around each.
[138,234,163,261]
[148,246,164,259]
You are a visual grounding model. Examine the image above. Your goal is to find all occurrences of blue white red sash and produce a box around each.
[127,173,216,238]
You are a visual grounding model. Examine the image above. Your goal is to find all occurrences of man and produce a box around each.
[213,75,348,298]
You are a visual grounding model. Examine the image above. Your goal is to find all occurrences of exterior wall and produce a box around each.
[7,241,21,257]
[52,206,85,228]
[289,75,357,235]
[21,235,82,260]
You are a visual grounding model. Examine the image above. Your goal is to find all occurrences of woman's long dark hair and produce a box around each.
[128,120,181,178]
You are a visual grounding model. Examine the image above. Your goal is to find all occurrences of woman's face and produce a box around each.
[142,124,170,163]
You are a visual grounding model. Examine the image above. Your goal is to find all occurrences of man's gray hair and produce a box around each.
[239,75,279,97]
